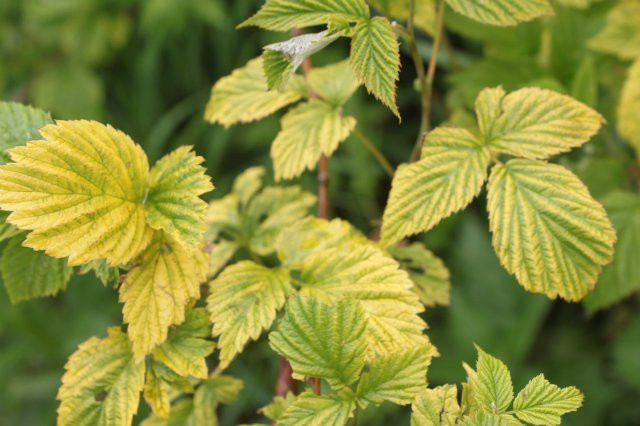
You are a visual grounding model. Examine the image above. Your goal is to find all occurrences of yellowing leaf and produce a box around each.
[618,58,640,154]
[1,234,72,304]
[487,159,616,301]
[588,1,640,60]
[204,58,305,128]
[208,261,291,369]
[350,17,401,118]
[445,0,553,27]
[308,60,361,106]
[239,0,370,31]
[478,87,603,159]
[269,296,368,389]
[145,146,213,248]
[411,385,461,426]
[193,375,244,425]
[144,363,172,419]
[0,102,52,164]
[356,345,436,407]
[57,327,145,426]
[232,166,265,207]
[381,127,490,247]
[474,347,513,413]
[152,308,215,380]
[367,0,436,35]
[271,99,356,180]
[459,412,522,426]
[513,374,583,425]
[260,392,297,422]
[0,120,153,266]
[278,390,356,426]
[120,233,207,361]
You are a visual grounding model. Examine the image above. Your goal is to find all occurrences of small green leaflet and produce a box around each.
[411,385,461,426]
[278,390,356,426]
[617,58,640,155]
[588,1,640,60]
[269,296,368,389]
[445,0,553,27]
[474,347,514,414]
[0,102,53,164]
[512,374,583,425]
[260,392,296,422]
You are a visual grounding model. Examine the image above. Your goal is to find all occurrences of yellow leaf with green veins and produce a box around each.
[269,296,368,389]
[618,58,640,154]
[145,146,214,248]
[459,412,522,426]
[208,261,291,369]
[119,233,208,361]
[588,1,640,60]
[487,159,615,301]
[350,17,401,118]
[411,385,461,426]
[57,327,145,426]
[279,390,356,426]
[478,87,603,159]
[474,347,513,413]
[380,127,490,247]
[445,0,553,27]
[0,120,153,266]
[308,60,361,107]
[204,58,305,128]
[239,0,369,31]
[513,374,583,425]
[271,99,356,181]
[0,102,52,164]
[144,363,171,419]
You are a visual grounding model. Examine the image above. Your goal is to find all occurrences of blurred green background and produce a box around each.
[1,0,639,425]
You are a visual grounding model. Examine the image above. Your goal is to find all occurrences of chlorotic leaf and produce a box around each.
[140,400,195,426]
[152,308,215,379]
[459,412,522,426]
[445,0,553,27]
[0,120,153,266]
[143,363,172,419]
[381,127,490,247]
[487,159,616,301]
[356,345,436,407]
[350,17,400,118]
[367,0,436,35]
[278,390,356,426]
[1,234,72,304]
[411,385,461,426]
[512,374,583,425]
[119,233,208,361]
[479,87,604,159]
[269,296,368,389]
[232,166,265,207]
[474,347,514,414]
[145,146,214,248]
[389,243,452,307]
[57,327,145,426]
[0,101,53,164]
[204,58,305,128]
[308,60,361,106]
[193,375,244,425]
[617,58,640,154]
[239,0,369,31]
[260,392,297,421]
[208,261,291,369]
[588,1,640,60]
[271,99,356,181]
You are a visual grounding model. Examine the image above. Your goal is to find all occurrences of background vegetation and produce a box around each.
[1,0,639,424]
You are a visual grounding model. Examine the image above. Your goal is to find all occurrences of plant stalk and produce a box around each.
[353,127,394,177]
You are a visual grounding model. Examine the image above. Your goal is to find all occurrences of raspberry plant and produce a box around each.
[4,0,639,424]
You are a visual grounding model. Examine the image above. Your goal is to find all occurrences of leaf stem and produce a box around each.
[409,0,446,162]
[352,127,394,177]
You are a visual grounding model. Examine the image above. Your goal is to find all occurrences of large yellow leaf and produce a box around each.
[445,0,553,27]
[618,58,640,155]
[0,120,152,266]
[119,233,208,361]
[487,159,615,301]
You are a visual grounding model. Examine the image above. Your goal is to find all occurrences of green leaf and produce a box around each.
[57,327,145,426]
[474,347,513,414]
[0,211,21,243]
[584,191,640,311]
[204,58,305,128]
[356,345,436,407]
[260,392,297,422]
[445,0,553,27]
[145,146,214,248]
[367,0,436,35]
[78,259,120,287]
[459,412,522,426]
[152,308,215,379]
[380,127,490,247]
[512,374,583,425]
[390,243,452,307]
[618,58,640,154]
[193,375,244,425]
[208,261,291,369]
[239,0,370,31]
[477,87,603,159]
[308,60,361,106]
[487,159,616,301]
[1,234,72,304]
[350,17,400,118]
[411,385,461,426]
[119,233,208,361]
[269,296,368,389]
[0,102,53,164]
[278,390,356,426]
[588,1,640,60]
[271,99,356,180]
[0,120,153,266]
